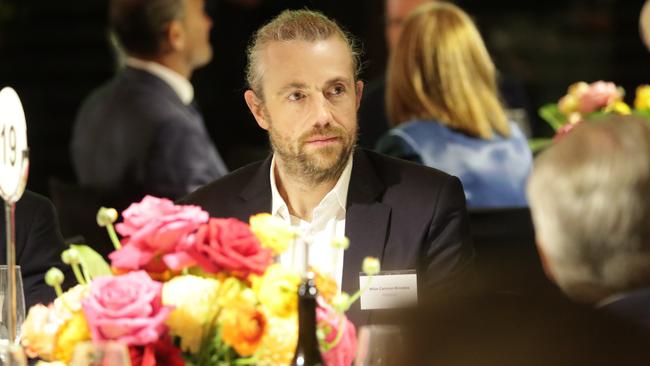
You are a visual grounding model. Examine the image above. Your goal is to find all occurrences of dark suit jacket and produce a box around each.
[1,191,70,309]
[71,66,227,201]
[599,287,650,332]
[180,149,474,325]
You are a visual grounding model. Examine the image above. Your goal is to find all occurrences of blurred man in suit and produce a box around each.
[528,116,650,330]
[182,9,474,326]
[71,0,227,202]
[1,191,71,308]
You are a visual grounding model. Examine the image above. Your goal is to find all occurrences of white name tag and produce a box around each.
[359,270,418,310]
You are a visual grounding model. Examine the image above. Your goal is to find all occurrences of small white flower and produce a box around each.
[96,207,118,227]
[362,257,380,276]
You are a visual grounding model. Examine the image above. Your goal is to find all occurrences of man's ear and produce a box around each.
[535,240,556,284]
[355,80,364,110]
[167,20,185,52]
[244,90,269,130]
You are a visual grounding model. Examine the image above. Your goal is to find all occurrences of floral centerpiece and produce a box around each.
[21,196,379,366]
[531,80,650,151]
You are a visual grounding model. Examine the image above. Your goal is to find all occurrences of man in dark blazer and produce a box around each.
[181,9,473,326]
[71,0,227,202]
[1,191,71,309]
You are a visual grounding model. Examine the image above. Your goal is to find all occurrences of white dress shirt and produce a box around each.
[125,57,194,105]
[271,155,353,289]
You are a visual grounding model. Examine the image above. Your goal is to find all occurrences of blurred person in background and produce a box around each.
[71,0,227,203]
[358,0,532,150]
[357,0,433,149]
[528,116,650,331]
[377,2,532,209]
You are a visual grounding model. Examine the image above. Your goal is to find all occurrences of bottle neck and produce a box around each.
[292,275,324,365]
[297,294,319,343]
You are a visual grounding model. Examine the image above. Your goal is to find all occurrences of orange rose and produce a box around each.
[312,268,338,303]
[221,307,266,356]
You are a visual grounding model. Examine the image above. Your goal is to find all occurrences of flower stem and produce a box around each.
[72,263,87,285]
[106,223,121,250]
[53,284,63,298]
[328,315,347,349]
[348,276,372,305]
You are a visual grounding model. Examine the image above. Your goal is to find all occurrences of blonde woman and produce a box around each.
[377,2,532,208]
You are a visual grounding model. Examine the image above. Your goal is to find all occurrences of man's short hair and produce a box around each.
[245,9,361,98]
[528,116,650,302]
[109,0,184,58]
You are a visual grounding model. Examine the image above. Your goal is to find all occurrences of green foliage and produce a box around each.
[69,244,113,280]
[538,104,566,132]
[182,326,256,366]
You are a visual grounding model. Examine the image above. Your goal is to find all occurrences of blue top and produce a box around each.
[376,120,532,208]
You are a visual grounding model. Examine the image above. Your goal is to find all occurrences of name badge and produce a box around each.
[359,270,417,310]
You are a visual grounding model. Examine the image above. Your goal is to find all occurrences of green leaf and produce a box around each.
[632,109,650,119]
[528,138,553,153]
[538,104,566,131]
[69,244,113,279]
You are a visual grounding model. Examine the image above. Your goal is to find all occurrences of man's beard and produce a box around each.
[269,124,356,186]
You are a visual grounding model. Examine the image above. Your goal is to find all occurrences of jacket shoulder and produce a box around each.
[363,149,455,187]
[179,160,265,206]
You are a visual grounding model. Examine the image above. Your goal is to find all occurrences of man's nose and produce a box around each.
[311,95,333,127]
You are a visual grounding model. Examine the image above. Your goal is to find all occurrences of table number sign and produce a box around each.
[0,86,29,343]
[0,87,29,203]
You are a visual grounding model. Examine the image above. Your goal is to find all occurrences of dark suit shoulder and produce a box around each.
[77,69,187,127]
[179,159,267,217]
[362,149,456,195]
[15,190,54,216]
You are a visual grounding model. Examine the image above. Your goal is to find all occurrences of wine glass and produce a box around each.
[0,340,26,366]
[354,325,404,366]
[0,266,25,343]
[70,341,131,366]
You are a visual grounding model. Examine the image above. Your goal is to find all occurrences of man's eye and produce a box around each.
[288,92,304,101]
[329,85,345,96]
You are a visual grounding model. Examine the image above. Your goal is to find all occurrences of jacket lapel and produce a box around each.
[238,155,273,216]
[343,150,391,326]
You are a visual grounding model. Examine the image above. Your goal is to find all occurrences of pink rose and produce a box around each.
[181,218,273,277]
[82,271,173,346]
[553,121,581,142]
[578,81,621,114]
[317,303,357,366]
[109,196,208,271]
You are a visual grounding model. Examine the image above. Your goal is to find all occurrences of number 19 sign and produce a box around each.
[0,87,28,204]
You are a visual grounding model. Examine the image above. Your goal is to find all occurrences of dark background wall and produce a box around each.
[1,0,649,197]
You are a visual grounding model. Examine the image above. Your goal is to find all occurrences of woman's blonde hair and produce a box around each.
[386,2,509,139]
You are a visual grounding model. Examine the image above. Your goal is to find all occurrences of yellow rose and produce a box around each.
[254,314,298,366]
[162,275,221,353]
[635,85,650,110]
[21,305,60,360]
[252,264,300,318]
[568,81,589,98]
[218,277,257,310]
[249,213,297,255]
[53,285,87,315]
[21,285,88,361]
[53,311,91,363]
[604,101,632,115]
[558,94,578,117]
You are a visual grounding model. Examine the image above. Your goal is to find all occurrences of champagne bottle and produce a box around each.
[290,272,324,366]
